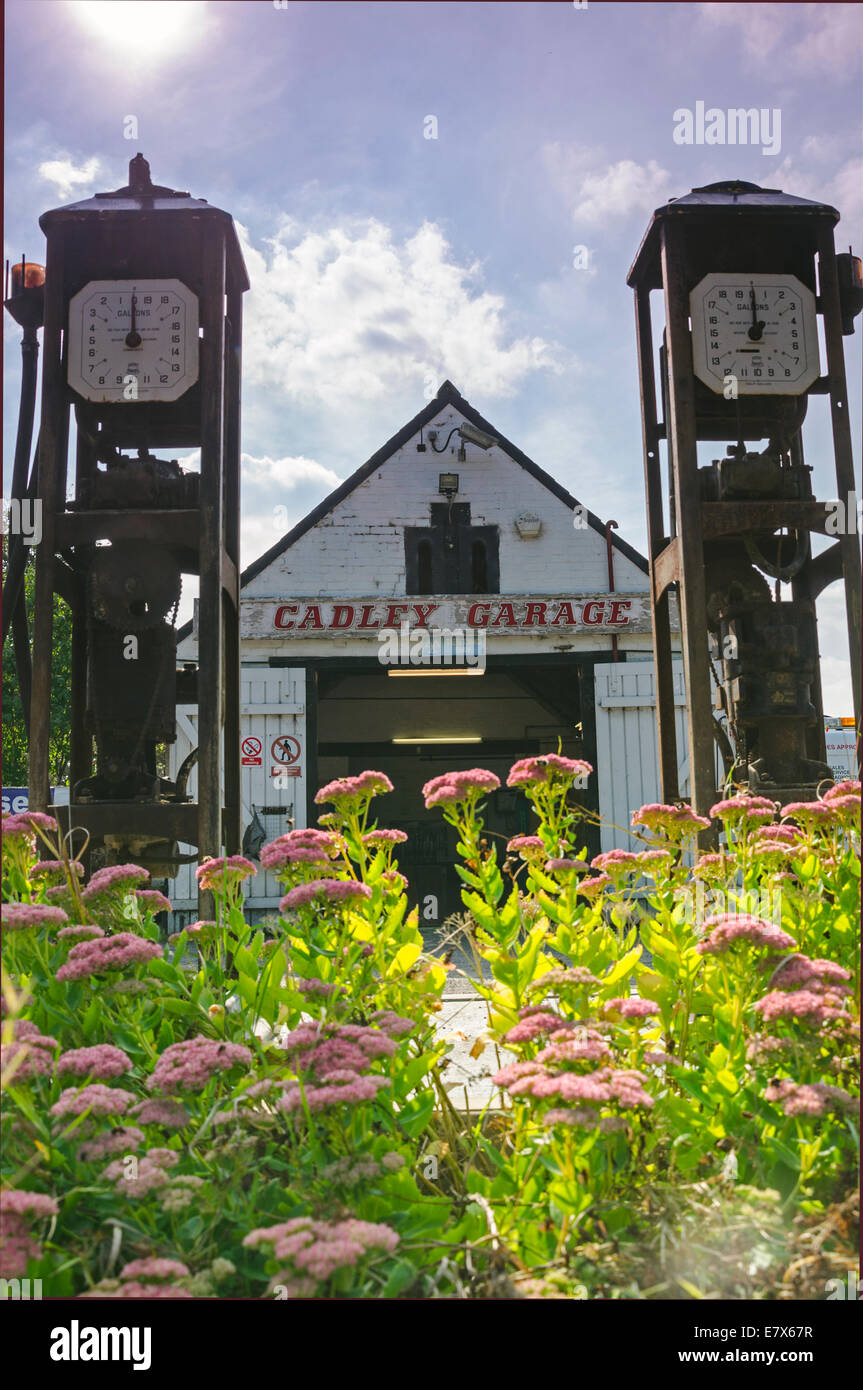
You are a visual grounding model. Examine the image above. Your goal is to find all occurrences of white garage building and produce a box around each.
[170,380,685,926]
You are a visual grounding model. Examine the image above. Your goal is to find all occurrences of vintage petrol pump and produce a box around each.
[25,154,248,883]
[628,180,862,818]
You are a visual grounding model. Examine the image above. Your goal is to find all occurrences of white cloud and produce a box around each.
[772,155,863,244]
[699,2,863,77]
[569,159,674,227]
[238,218,562,406]
[698,2,788,58]
[541,144,674,227]
[37,155,103,202]
[240,452,341,494]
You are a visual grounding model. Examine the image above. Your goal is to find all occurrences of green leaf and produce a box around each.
[397,1090,435,1138]
[234,945,258,977]
[381,1259,417,1297]
[81,997,101,1038]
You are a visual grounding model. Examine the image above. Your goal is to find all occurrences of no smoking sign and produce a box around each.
[241,736,262,766]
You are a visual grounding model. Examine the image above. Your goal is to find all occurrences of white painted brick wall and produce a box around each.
[242,407,649,600]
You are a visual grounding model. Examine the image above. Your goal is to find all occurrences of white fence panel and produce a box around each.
[594,661,724,851]
[168,669,306,912]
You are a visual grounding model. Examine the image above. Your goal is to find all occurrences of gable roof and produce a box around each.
[177,379,648,643]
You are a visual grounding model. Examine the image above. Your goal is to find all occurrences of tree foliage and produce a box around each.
[1,553,73,786]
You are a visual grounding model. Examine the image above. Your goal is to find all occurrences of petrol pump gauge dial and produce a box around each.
[67,278,199,403]
[689,272,819,396]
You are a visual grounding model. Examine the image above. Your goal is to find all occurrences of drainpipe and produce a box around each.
[605,520,619,662]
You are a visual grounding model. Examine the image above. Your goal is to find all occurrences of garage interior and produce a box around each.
[293,655,604,925]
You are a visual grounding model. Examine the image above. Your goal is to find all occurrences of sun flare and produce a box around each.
[68,1,207,61]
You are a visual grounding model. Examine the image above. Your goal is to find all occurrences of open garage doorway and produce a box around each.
[303,655,602,930]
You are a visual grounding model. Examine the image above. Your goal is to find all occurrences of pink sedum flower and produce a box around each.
[120,1256,190,1283]
[763,1079,855,1117]
[195,855,257,892]
[56,1045,132,1080]
[695,914,796,956]
[3,902,68,931]
[602,997,661,1019]
[56,933,163,982]
[51,1084,135,1119]
[315,771,394,806]
[279,879,371,912]
[147,1036,252,1094]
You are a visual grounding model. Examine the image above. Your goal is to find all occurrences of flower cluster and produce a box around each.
[423,769,501,810]
[0,1190,59,1278]
[602,997,660,1019]
[195,855,257,893]
[1,1020,58,1081]
[55,932,163,981]
[56,1045,132,1080]
[631,803,710,839]
[763,1079,855,1118]
[709,795,776,830]
[51,1084,135,1119]
[82,864,149,904]
[131,1098,191,1128]
[2,902,68,932]
[243,1215,399,1293]
[314,771,394,807]
[279,878,372,912]
[147,1037,252,1094]
[76,1126,145,1162]
[103,1149,179,1197]
[276,1020,400,1114]
[30,859,84,884]
[695,914,796,956]
[506,754,591,788]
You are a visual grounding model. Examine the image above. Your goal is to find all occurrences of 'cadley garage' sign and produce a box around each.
[238,594,652,637]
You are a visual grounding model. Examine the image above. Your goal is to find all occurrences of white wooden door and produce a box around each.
[593,661,724,851]
[167,669,306,910]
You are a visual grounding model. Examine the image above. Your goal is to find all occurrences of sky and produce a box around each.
[4,0,862,714]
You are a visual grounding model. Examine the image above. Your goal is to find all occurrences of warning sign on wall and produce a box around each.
[241,736,262,766]
[271,735,301,766]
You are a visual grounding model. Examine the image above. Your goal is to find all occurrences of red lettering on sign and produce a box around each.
[274,604,298,629]
[524,602,547,626]
[491,603,516,627]
[357,605,380,629]
[607,599,632,625]
[330,605,354,629]
[468,602,491,627]
[550,602,577,626]
[412,603,439,628]
[299,606,323,629]
[385,604,410,627]
[582,600,604,625]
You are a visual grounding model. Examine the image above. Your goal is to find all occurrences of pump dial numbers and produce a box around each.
[690,272,819,397]
[67,278,199,403]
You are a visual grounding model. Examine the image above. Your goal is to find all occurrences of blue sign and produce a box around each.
[2,788,68,815]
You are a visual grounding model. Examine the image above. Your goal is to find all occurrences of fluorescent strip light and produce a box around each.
[391,736,482,744]
[386,668,485,677]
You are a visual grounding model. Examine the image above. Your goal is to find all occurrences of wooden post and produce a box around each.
[223,285,243,855]
[28,233,66,812]
[816,225,863,738]
[634,284,679,801]
[660,222,717,822]
[196,225,227,895]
